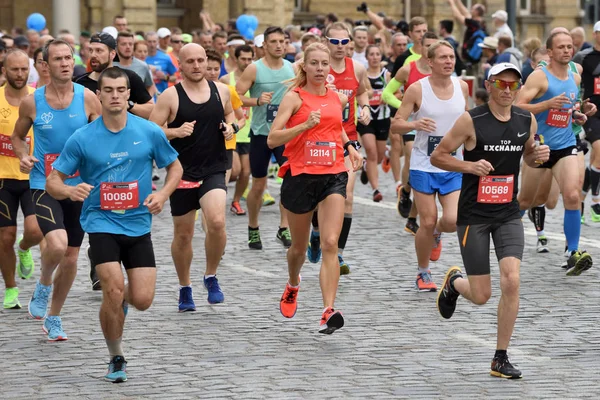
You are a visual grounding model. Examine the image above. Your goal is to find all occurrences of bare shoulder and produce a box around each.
[214,81,231,98]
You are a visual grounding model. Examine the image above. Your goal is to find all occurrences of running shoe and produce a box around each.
[415,270,437,292]
[490,355,522,379]
[276,228,292,248]
[398,188,412,218]
[404,219,419,235]
[536,236,549,253]
[178,286,196,312]
[360,159,368,185]
[3,287,21,309]
[263,191,276,206]
[88,246,101,291]
[241,186,249,201]
[373,189,383,202]
[566,250,593,276]
[248,228,263,250]
[204,276,224,304]
[581,214,586,224]
[230,201,246,215]
[122,300,128,317]
[437,267,462,319]
[43,316,68,341]
[307,231,321,263]
[28,281,51,319]
[105,355,128,383]
[152,170,160,181]
[591,204,600,223]
[430,233,442,261]
[318,307,344,334]
[339,254,350,275]
[280,282,299,318]
[16,235,34,280]
[381,153,391,173]
[560,249,570,269]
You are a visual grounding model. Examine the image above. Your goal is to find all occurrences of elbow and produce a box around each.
[266,135,276,149]
[430,152,441,169]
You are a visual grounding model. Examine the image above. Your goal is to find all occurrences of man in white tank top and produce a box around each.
[391,40,469,292]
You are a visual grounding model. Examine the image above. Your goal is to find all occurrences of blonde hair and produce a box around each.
[427,40,454,59]
[324,22,352,39]
[287,43,330,91]
[522,37,542,59]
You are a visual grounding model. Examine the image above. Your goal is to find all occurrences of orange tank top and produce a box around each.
[329,57,359,140]
[279,87,347,177]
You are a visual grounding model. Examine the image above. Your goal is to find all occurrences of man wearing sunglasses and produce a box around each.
[516,31,593,275]
[432,62,549,379]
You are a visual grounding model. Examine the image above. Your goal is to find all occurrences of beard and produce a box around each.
[183,72,205,83]
[91,61,110,73]
[6,74,27,90]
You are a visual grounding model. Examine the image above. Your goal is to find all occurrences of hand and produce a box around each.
[533,143,550,164]
[305,110,321,129]
[154,70,166,81]
[220,122,234,141]
[175,121,196,138]
[546,92,571,110]
[413,117,436,133]
[348,146,363,171]
[358,106,372,125]
[69,183,93,202]
[259,92,273,105]
[582,99,597,117]
[469,159,494,176]
[573,111,587,126]
[143,192,167,215]
[19,155,39,174]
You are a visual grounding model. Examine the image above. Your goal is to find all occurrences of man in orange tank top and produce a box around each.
[306,22,371,275]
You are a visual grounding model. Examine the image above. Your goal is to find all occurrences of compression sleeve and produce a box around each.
[382,78,402,109]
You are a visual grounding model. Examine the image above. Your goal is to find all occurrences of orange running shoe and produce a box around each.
[230,201,246,215]
[430,233,442,261]
[280,283,299,318]
[318,307,344,334]
[381,155,391,173]
[415,270,438,292]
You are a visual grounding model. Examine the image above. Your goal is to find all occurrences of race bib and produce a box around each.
[266,104,278,123]
[369,90,382,107]
[595,77,600,95]
[100,181,139,211]
[177,179,202,189]
[44,153,79,178]
[427,136,455,157]
[342,102,350,122]
[477,175,514,204]
[304,141,336,166]
[546,108,571,128]
[0,135,29,158]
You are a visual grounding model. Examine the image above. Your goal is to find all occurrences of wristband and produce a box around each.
[257,97,261,106]
[343,140,360,152]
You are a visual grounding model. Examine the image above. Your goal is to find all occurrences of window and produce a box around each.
[157,0,176,5]
[520,0,531,15]
[295,0,302,11]
[582,0,595,23]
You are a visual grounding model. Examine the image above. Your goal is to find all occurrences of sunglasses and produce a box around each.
[326,37,351,46]
[171,40,183,44]
[489,79,522,91]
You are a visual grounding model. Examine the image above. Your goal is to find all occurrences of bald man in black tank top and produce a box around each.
[150,44,236,310]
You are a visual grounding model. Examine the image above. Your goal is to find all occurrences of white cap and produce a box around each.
[594,21,600,32]
[254,34,264,48]
[227,39,246,46]
[488,62,522,79]
[102,26,118,39]
[492,10,508,22]
[157,27,172,39]
[478,36,499,49]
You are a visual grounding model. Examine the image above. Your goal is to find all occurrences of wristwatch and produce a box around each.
[127,100,135,111]
[231,122,240,133]
[343,140,361,152]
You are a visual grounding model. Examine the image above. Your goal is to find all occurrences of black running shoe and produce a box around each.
[398,188,412,218]
[404,218,419,236]
[248,228,263,250]
[276,228,292,248]
[88,246,101,291]
[490,355,522,379]
[437,266,462,319]
[360,160,368,185]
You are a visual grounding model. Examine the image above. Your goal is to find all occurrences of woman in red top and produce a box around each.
[267,43,362,334]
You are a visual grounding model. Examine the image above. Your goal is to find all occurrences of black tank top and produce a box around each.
[168,81,227,181]
[457,104,532,225]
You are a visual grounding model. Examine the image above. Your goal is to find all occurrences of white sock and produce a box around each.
[418,267,430,274]
[179,285,191,290]
[537,230,545,238]
[204,275,215,279]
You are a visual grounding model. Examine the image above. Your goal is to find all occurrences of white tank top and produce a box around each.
[410,76,465,173]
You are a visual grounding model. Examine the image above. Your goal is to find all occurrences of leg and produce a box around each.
[247,176,266,228]
[171,211,196,286]
[437,190,459,233]
[338,170,356,255]
[230,151,241,182]
[0,226,17,288]
[97,262,126,348]
[126,267,157,312]
[390,132,403,183]
[362,133,379,190]
[233,153,250,203]
[517,162,545,211]
[39,229,68,286]
[413,190,437,269]
[48,245,80,316]
[20,214,43,250]
[318,194,345,308]
[285,211,312,287]
[496,257,520,350]
[401,140,413,193]
[199,189,227,276]
[552,155,582,250]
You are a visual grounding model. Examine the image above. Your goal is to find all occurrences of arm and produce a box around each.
[148,88,186,140]
[219,74,230,84]
[355,62,370,107]
[460,80,470,111]
[515,70,553,114]
[10,95,35,162]
[522,117,549,168]
[365,9,385,30]
[234,106,246,129]
[130,101,154,119]
[382,68,406,108]
[84,90,102,121]
[46,170,77,200]
[236,63,260,107]
[430,112,478,173]
[390,84,420,134]
[128,72,155,119]
[267,91,308,149]
[46,137,93,201]
[447,0,468,24]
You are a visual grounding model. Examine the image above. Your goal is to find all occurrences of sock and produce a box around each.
[494,349,507,359]
[373,189,379,194]
[449,273,462,294]
[537,230,545,238]
[519,209,526,218]
[288,281,299,288]
[395,180,402,188]
[248,226,259,231]
[402,187,410,195]
[204,274,215,279]
[312,210,319,229]
[179,285,191,290]
[337,213,352,250]
[582,166,591,195]
[418,266,429,274]
[408,217,417,223]
[106,338,124,357]
[278,226,287,234]
[532,205,545,233]
[564,209,581,252]
[590,165,600,198]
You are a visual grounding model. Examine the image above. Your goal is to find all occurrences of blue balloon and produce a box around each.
[26,13,46,32]
[236,15,250,33]
[248,15,259,31]
[243,27,255,40]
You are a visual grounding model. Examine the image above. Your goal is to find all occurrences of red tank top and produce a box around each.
[278,87,347,177]
[329,57,359,140]
[406,61,430,91]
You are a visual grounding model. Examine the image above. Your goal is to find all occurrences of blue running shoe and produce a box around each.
[28,281,51,320]
[105,355,127,383]
[307,231,321,264]
[43,316,68,341]
[178,286,196,312]
[122,300,128,317]
[204,276,224,304]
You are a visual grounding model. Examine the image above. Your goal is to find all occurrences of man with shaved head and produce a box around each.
[571,27,591,54]
[149,43,236,310]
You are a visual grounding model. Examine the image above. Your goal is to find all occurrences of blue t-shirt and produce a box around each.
[145,50,177,93]
[53,114,179,236]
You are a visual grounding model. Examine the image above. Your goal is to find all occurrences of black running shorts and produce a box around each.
[89,232,156,270]
[281,171,348,214]
[31,189,84,247]
[249,131,286,179]
[357,118,391,141]
[169,172,226,217]
[537,145,577,169]
[0,179,35,227]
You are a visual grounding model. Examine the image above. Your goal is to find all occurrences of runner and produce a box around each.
[432,62,550,380]
[11,39,101,340]
[149,43,235,310]
[391,40,469,291]
[357,45,390,202]
[515,31,593,274]
[0,50,42,310]
[306,22,370,274]
[46,67,182,383]
[235,26,295,250]
[268,42,362,333]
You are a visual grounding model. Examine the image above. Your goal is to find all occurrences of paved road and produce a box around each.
[1,168,600,399]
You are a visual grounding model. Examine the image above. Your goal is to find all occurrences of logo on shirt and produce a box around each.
[517,132,527,138]
[41,112,53,124]
[69,114,78,118]
[321,104,328,107]
[110,152,129,159]
[133,141,142,145]
[0,108,10,118]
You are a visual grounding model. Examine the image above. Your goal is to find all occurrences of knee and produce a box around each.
[45,233,68,255]
[173,225,194,245]
[563,189,580,208]
[545,197,558,210]
[439,215,457,232]
[345,192,353,208]
[419,215,437,231]
[517,196,533,210]
[365,147,377,160]
[0,228,17,250]
[130,292,153,311]
[472,289,492,305]
[251,178,266,192]
[104,283,125,305]
[206,215,226,235]
[288,244,306,261]
[320,234,339,253]
[500,271,520,296]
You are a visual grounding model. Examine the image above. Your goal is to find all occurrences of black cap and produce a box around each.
[14,35,29,48]
[90,32,116,50]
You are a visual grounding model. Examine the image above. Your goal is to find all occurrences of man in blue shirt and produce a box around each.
[46,67,182,383]
[145,31,177,94]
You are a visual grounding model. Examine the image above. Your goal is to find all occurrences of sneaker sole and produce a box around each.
[178,307,197,312]
[42,326,68,341]
[319,313,344,334]
[437,266,461,319]
[248,243,263,250]
[230,208,246,215]
[28,302,47,320]
[415,286,437,292]
[404,227,417,236]
[536,248,549,253]
[275,237,291,248]
[566,254,593,276]
[3,303,22,310]
[490,370,522,379]
[105,376,128,383]
[280,303,298,319]
[17,265,34,280]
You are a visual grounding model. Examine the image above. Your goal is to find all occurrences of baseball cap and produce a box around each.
[594,21,600,32]
[488,62,522,80]
[157,27,171,39]
[254,34,264,48]
[182,33,193,43]
[492,10,508,22]
[90,32,116,50]
[478,36,499,50]
[102,26,119,39]
[308,27,322,36]
[14,35,30,48]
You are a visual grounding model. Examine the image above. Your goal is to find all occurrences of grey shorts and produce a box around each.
[456,219,524,276]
